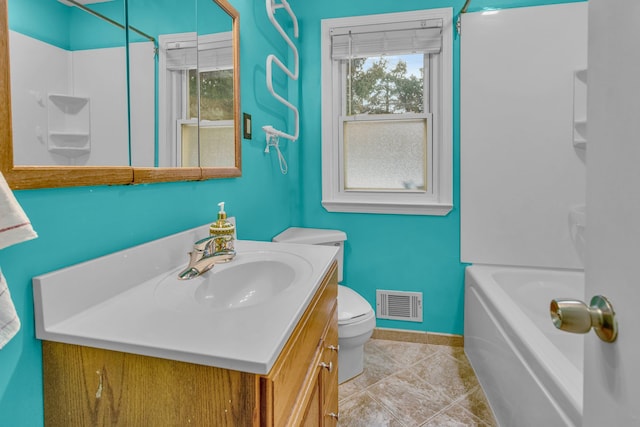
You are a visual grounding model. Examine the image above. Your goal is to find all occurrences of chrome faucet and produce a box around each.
[177,235,236,280]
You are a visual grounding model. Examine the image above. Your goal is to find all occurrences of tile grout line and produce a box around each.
[338,346,442,404]
[364,389,411,427]
[338,339,497,426]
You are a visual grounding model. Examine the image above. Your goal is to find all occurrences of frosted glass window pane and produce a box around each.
[344,119,427,190]
[181,124,199,167]
[181,124,235,167]
[199,126,235,167]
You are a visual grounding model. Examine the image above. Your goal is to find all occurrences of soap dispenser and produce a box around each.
[210,201,236,257]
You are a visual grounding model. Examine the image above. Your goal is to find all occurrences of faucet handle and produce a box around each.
[193,235,215,252]
[193,235,235,257]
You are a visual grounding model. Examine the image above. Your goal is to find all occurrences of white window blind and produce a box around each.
[165,34,233,71]
[165,39,197,70]
[331,19,442,59]
[198,39,233,69]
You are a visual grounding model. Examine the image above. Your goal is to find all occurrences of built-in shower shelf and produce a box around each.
[48,94,89,114]
[48,132,91,158]
[573,70,587,151]
[47,93,91,160]
[573,120,587,150]
[48,147,91,158]
[569,204,586,228]
[569,204,586,261]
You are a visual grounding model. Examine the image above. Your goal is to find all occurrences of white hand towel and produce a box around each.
[0,172,37,349]
[0,270,20,349]
[0,172,37,250]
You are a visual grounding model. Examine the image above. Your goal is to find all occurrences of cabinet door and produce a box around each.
[300,371,322,427]
[43,342,258,426]
[264,264,338,426]
[300,304,339,427]
[321,308,339,426]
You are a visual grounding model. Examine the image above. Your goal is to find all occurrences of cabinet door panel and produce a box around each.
[43,342,258,426]
[301,372,322,427]
[267,265,338,426]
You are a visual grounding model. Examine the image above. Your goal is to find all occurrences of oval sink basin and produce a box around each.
[154,250,313,313]
[194,260,294,309]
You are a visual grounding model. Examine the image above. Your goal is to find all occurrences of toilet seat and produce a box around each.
[338,285,374,325]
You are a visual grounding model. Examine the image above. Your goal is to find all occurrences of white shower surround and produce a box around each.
[9,31,154,166]
[460,3,589,426]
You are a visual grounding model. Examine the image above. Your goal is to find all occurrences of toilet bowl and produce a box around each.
[338,284,376,383]
[272,227,376,383]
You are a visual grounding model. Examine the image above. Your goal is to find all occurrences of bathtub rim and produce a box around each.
[465,263,584,423]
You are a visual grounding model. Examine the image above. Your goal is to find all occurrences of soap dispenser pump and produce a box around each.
[209,202,235,257]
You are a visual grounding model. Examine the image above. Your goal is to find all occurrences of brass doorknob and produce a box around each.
[550,295,618,343]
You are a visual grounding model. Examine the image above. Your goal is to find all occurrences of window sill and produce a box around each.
[321,199,453,216]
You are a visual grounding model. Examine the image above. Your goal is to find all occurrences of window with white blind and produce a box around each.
[158,32,234,167]
[321,9,453,215]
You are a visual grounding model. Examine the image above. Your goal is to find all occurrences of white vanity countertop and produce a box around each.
[33,224,338,375]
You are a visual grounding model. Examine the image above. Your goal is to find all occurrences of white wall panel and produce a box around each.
[10,32,136,167]
[72,47,129,166]
[461,3,588,269]
[9,31,71,166]
[129,41,155,167]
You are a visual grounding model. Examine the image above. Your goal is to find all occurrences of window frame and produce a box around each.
[178,67,234,166]
[339,113,433,193]
[321,8,453,215]
[158,32,233,168]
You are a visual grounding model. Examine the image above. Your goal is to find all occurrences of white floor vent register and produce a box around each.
[376,290,423,322]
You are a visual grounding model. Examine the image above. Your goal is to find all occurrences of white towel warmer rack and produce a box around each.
[263,0,299,143]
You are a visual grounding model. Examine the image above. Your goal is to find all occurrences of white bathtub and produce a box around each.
[464,264,584,427]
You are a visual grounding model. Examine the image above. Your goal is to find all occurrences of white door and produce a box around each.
[583,0,640,424]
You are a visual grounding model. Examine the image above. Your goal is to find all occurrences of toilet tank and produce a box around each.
[272,227,347,282]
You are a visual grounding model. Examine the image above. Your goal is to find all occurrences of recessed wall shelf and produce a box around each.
[572,69,587,150]
[569,204,586,262]
[48,94,89,113]
[571,70,586,262]
[47,93,91,160]
[573,120,587,150]
[48,132,91,157]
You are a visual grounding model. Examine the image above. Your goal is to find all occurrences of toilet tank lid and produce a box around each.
[338,285,373,322]
[273,227,347,245]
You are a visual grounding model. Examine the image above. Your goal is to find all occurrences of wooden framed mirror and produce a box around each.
[0,0,240,190]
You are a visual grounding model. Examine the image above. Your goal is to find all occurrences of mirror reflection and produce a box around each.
[194,0,235,168]
[8,0,236,169]
[9,0,129,166]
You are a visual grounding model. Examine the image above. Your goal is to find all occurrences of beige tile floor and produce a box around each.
[338,339,497,426]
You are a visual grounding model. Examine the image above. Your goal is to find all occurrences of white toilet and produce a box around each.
[273,227,376,384]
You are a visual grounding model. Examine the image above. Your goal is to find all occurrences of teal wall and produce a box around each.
[7,0,70,48]
[291,0,583,335]
[8,0,233,50]
[0,0,299,425]
[8,0,127,49]
[0,0,583,425]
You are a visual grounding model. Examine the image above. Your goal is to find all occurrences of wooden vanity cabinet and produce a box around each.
[299,309,338,426]
[42,262,338,427]
[262,263,339,427]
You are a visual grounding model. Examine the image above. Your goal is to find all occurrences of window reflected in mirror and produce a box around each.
[158,30,234,168]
